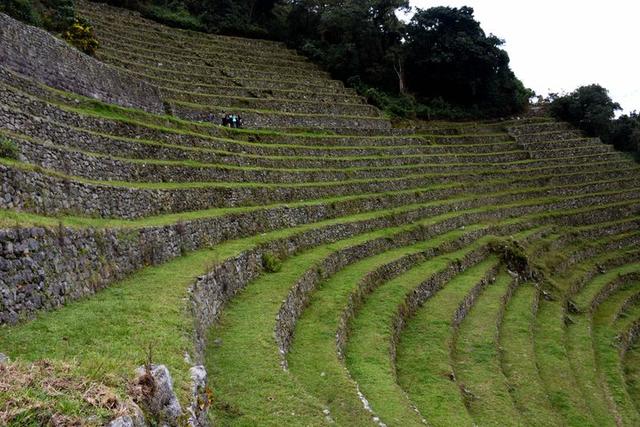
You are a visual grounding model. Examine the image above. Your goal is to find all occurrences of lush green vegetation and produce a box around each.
[34,0,530,119]
[1,0,99,54]
[549,85,640,159]
[0,136,19,160]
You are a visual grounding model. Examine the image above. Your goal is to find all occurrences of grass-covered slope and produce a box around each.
[0,1,639,425]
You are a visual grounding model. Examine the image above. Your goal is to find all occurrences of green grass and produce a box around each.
[622,335,640,414]
[288,226,500,426]
[2,211,397,407]
[534,298,595,425]
[0,248,212,403]
[206,219,447,425]
[395,257,499,426]
[498,283,563,426]
[344,241,496,426]
[592,281,640,426]
[452,270,522,425]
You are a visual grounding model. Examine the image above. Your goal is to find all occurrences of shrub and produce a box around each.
[0,137,20,160]
[62,18,99,55]
[262,252,282,273]
[0,0,41,25]
[141,4,205,31]
[550,85,620,137]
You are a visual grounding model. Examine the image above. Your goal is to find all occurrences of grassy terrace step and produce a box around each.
[0,202,511,413]
[159,89,380,117]
[6,147,639,220]
[95,47,334,86]
[533,250,640,427]
[209,213,531,425]
[3,160,638,237]
[96,43,331,81]
[561,270,640,427]
[4,110,526,161]
[498,283,564,426]
[0,203,636,420]
[5,103,627,172]
[78,4,308,56]
[169,101,390,130]
[624,339,640,415]
[205,216,513,424]
[0,75,518,146]
[78,5,308,57]
[552,231,640,276]
[513,130,584,143]
[0,84,513,156]
[534,297,596,425]
[520,138,606,152]
[567,264,640,425]
[592,275,640,426]
[97,52,344,92]
[0,188,622,418]
[92,29,321,71]
[95,33,322,73]
[451,269,523,425]
[287,231,494,426]
[343,234,534,427]
[144,75,360,103]
[395,257,500,426]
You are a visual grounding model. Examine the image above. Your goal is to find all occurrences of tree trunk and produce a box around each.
[394,58,406,95]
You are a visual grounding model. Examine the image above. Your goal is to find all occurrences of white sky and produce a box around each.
[406,1,640,113]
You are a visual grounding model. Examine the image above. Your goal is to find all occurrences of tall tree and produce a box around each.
[404,6,529,115]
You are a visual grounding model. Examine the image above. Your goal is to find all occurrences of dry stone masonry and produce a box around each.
[1,0,640,425]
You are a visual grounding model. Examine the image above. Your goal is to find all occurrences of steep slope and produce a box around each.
[0,2,639,425]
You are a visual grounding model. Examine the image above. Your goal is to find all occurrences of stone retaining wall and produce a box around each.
[172,104,391,131]
[590,272,640,312]
[0,15,162,113]
[3,150,638,219]
[276,223,507,364]
[4,187,618,324]
[13,135,540,185]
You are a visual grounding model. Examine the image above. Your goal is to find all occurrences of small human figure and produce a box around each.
[237,115,244,129]
[221,113,229,127]
[231,114,238,128]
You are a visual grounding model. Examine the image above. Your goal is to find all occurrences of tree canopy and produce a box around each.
[550,84,639,158]
[3,0,532,119]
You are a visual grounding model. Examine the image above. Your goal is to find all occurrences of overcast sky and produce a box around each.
[406,1,640,113]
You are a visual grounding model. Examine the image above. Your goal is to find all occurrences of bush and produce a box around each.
[609,112,640,154]
[141,4,205,31]
[262,252,282,273]
[62,18,99,55]
[550,85,620,137]
[0,0,41,25]
[0,137,20,160]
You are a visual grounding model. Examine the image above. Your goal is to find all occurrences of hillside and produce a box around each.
[1,1,640,425]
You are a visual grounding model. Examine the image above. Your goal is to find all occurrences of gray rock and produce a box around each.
[187,365,209,426]
[108,416,134,427]
[0,353,9,365]
[134,364,182,425]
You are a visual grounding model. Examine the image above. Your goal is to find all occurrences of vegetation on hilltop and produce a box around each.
[2,0,531,119]
[549,84,640,159]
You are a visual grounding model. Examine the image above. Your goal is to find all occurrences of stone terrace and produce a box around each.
[0,2,639,425]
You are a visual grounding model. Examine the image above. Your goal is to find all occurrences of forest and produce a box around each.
[1,0,532,119]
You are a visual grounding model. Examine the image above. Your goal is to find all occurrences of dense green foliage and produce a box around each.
[0,137,20,160]
[550,85,640,157]
[1,0,99,54]
[70,0,528,119]
[404,7,531,117]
